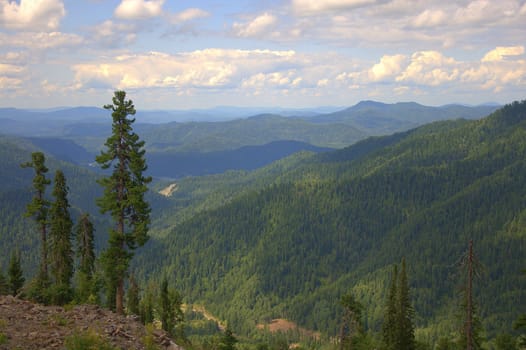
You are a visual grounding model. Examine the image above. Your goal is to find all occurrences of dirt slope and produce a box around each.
[0,295,181,350]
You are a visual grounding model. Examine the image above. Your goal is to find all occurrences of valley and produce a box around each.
[0,100,524,350]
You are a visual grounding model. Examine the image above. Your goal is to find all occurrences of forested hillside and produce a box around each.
[0,101,523,349]
[134,101,526,344]
[0,136,108,274]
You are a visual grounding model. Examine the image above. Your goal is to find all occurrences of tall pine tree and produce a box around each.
[49,170,74,305]
[75,213,96,303]
[96,90,151,314]
[396,258,415,350]
[340,292,363,350]
[382,259,416,350]
[21,152,50,287]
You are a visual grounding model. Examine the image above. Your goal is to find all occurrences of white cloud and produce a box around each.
[462,47,526,92]
[0,0,65,31]
[90,20,137,47]
[482,46,525,62]
[396,51,459,86]
[411,9,447,28]
[232,13,277,38]
[114,0,164,20]
[0,31,83,49]
[170,8,210,24]
[292,0,381,15]
[73,49,299,91]
[368,54,407,81]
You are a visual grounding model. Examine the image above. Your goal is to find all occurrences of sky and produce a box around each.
[0,0,525,109]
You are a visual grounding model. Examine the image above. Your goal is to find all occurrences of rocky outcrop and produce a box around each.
[0,295,181,350]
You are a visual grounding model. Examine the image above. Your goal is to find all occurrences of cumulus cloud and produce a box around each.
[90,20,137,47]
[411,9,447,28]
[0,0,65,31]
[482,46,525,62]
[396,51,459,86]
[114,0,164,20]
[0,31,83,49]
[73,49,299,91]
[170,8,210,24]
[232,13,278,38]
[292,0,381,15]
[369,54,407,81]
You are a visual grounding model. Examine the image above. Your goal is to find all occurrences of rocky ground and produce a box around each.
[0,295,182,350]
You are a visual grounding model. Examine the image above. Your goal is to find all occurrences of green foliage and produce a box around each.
[136,101,526,343]
[96,90,151,314]
[76,213,95,279]
[21,151,51,285]
[494,333,517,350]
[49,170,74,305]
[340,292,363,349]
[74,213,98,304]
[64,330,118,350]
[219,326,238,350]
[7,250,24,296]
[0,267,8,295]
[127,274,140,316]
[139,283,155,324]
[159,276,184,339]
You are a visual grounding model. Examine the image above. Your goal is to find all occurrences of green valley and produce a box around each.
[0,101,524,350]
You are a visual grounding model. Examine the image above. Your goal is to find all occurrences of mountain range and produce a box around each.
[0,100,523,349]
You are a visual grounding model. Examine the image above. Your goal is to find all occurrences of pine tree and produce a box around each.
[382,264,398,350]
[49,170,74,305]
[21,152,51,286]
[0,267,8,295]
[340,292,363,350]
[126,274,140,316]
[8,250,25,296]
[75,213,96,303]
[159,277,174,334]
[382,259,416,350]
[219,326,238,350]
[396,258,415,350]
[158,276,184,338]
[458,240,484,350]
[96,90,151,314]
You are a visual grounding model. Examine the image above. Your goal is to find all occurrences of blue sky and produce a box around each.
[0,0,525,109]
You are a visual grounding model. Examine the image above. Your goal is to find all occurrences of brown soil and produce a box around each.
[256,318,321,340]
[0,295,181,350]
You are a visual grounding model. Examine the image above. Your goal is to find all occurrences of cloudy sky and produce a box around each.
[0,0,525,109]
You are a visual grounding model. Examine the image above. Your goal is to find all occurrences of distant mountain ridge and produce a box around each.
[133,101,525,340]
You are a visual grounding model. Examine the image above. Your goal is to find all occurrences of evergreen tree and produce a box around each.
[49,170,74,305]
[219,326,238,350]
[0,267,8,295]
[158,276,184,338]
[139,284,155,324]
[396,258,415,350]
[126,274,140,316]
[340,292,363,350]
[159,277,174,334]
[382,259,416,350]
[75,213,96,303]
[21,152,51,286]
[96,90,151,314]
[382,264,398,350]
[458,240,484,350]
[8,250,24,296]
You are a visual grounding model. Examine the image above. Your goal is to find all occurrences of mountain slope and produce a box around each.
[305,101,499,135]
[136,101,526,341]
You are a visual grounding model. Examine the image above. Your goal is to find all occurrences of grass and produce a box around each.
[64,330,118,350]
